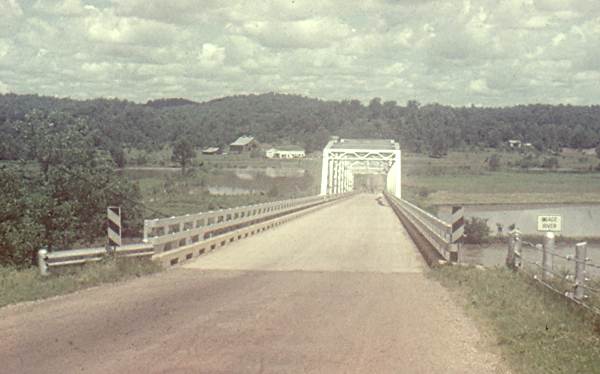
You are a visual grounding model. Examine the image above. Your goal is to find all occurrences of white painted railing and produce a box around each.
[144,194,349,254]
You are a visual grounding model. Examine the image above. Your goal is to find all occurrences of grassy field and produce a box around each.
[128,157,322,217]
[431,266,600,374]
[402,150,600,206]
[0,258,161,308]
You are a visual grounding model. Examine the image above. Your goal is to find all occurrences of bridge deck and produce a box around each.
[0,194,509,373]
[184,194,424,273]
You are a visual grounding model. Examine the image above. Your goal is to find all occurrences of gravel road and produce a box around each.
[0,194,510,373]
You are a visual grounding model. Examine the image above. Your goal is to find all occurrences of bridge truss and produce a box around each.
[320,138,401,198]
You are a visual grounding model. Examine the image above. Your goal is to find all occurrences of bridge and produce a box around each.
[0,139,507,373]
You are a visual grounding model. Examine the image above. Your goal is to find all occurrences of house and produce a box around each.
[265,146,306,159]
[230,136,258,153]
[508,140,522,148]
[201,147,221,155]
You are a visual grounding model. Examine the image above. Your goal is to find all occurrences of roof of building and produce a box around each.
[230,136,255,146]
[328,138,398,151]
[270,145,305,152]
[202,147,220,153]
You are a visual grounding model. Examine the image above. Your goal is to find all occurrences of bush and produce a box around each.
[488,153,501,171]
[464,217,491,244]
[542,157,559,169]
[418,187,431,198]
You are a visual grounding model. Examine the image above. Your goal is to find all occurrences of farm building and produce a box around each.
[230,136,258,153]
[265,146,306,159]
[201,147,221,155]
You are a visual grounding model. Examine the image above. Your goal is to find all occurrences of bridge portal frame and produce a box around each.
[320,138,401,198]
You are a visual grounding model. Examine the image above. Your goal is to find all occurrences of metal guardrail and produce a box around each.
[384,192,457,262]
[37,243,154,275]
[37,193,353,274]
[507,230,600,315]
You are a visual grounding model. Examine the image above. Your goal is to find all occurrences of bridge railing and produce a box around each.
[37,243,155,275]
[384,192,456,263]
[143,194,348,254]
[37,193,353,274]
[150,192,353,267]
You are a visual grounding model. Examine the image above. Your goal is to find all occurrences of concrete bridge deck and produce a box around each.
[0,194,509,373]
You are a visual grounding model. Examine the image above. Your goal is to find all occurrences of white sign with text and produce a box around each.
[537,215,562,232]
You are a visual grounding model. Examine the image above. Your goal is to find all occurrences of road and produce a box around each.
[1,194,509,373]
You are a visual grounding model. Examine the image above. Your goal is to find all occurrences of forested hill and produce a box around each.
[1,92,600,161]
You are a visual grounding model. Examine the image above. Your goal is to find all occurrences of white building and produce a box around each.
[265,146,306,159]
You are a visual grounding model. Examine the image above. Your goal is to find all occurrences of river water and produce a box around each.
[461,242,600,278]
[438,204,600,237]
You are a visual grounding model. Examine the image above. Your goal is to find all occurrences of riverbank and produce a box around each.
[431,266,600,374]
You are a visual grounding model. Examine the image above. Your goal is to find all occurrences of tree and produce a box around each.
[596,144,600,159]
[542,157,559,169]
[429,131,448,158]
[171,138,196,173]
[488,153,501,171]
[0,112,142,267]
[464,217,491,244]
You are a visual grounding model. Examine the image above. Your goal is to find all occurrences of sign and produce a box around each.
[537,215,561,232]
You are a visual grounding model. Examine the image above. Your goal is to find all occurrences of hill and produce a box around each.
[1,92,600,162]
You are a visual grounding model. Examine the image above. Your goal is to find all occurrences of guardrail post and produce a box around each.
[506,229,521,270]
[143,219,151,243]
[574,242,587,301]
[37,248,49,276]
[449,206,464,263]
[542,232,554,280]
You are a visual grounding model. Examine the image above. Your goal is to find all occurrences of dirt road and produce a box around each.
[1,194,509,373]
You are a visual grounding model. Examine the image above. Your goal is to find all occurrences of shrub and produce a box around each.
[488,153,501,171]
[464,217,491,244]
[418,187,431,198]
[542,157,559,169]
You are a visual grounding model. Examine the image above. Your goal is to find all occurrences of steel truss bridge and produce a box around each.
[320,138,401,198]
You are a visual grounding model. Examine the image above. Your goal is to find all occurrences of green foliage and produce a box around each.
[518,154,539,169]
[464,217,491,244]
[431,267,600,374]
[3,93,600,160]
[171,138,196,172]
[488,153,501,171]
[0,112,142,267]
[542,156,559,169]
[0,258,161,308]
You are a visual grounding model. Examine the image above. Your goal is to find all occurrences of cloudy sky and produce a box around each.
[1,0,599,105]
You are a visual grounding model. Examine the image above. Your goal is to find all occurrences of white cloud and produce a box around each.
[0,0,600,105]
[84,9,179,46]
[33,0,86,16]
[239,17,352,49]
[0,0,22,18]
[198,43,225,68]
[0,80,9,93]
[469,78,492,94]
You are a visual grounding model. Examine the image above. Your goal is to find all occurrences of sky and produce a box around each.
[1,0,599,106]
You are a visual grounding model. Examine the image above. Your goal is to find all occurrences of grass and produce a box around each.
[402,150,600,205]
[0,258,161,309]
[431,266,600,374]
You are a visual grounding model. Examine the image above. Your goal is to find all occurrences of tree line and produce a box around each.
[1,93,600,165]
[0,111,141,267]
